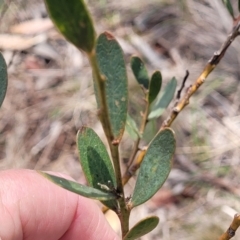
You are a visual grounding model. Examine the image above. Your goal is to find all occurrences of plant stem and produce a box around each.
[109,144,129,236]
[88,50,129,236]
[88,50,114,143]
[122,147,147,185]
[126,98,150,169]
[88,50,124,191]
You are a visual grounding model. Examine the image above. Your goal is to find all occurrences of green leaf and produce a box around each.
[148,77,177,119]
[125,114,140,140]
[239,0,240,12]
[77,127,117,209]
[148,71,162,104]
[96,32,128,141]
[44,0,95,53]
[131,128,175,207]
[123,216,159,240]
[131,56,149,89]
[142,120,157,143]
[0,52,7,108]
[40,172,116,201]
[222,0,234,18]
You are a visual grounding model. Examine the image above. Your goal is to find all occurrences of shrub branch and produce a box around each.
[122,19,240,187]
[161,20,240,130]
[127,95,150,170]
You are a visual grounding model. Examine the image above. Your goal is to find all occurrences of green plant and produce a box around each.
[1,0,240,239]
[42,1,176,237]
[42,1,240,239]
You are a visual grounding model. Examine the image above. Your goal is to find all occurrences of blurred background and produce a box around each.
[0,0,240,239]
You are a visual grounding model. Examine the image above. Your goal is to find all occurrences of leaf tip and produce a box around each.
[104,31,115,40]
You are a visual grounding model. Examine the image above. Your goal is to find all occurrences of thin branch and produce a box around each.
[122,147,147,185]
[122,19,240,189]
[126,98,150,169]
[176,70,189,100]
[88,52,116,144]
[161,21,240,130]
[219,214,240,240]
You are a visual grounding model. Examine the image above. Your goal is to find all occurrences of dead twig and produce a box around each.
[176,70,189,100]
[161,21,240,130]
[219,214,240,240]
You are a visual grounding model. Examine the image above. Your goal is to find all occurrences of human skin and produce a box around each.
[0,169,120,240]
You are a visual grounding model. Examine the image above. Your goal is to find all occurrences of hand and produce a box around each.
[0,169,120,240]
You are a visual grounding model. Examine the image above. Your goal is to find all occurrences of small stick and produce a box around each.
[161,21,240,130]
[176,70,189,100]
[219,214,240,240]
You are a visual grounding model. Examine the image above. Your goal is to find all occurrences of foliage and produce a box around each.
[130,128,175,208]
[0,0,239,239]
[43,0,176,238]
